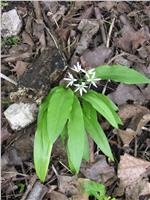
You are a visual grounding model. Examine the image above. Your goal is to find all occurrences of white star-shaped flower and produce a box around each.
[74,82,88,96]
[71,62,86,73]
[64,72,77,87]
[85,69,101,88]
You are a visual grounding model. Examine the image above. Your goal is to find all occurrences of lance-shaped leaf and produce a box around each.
[47,87,74,144]
[96,65,150,84]
[98,93,123,125]
[82,90,119,128]
[34,95,52,182]
[82,100,114,161]
[67,95,85,173]
[83,134,90,161]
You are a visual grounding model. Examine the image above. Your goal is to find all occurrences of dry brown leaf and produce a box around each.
[118,154,150,200]
[47,191,68,200]
[58,176,79,196]
[78,5,94,20]
[71,19,99,65]
[12,61,29,78]
[118,154,150,186]
[114,128,136,146]
[22,31,34,47]
[118,104,150,124]
[2,52,33,63]
[58,176,89,200]
[80,155,116,186]
[80,45,113,68]
[109,84,145,106]
[98,1,117,10]
[118,23,150,52]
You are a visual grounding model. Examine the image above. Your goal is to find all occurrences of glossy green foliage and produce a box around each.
[96,65,150,84]
[67,96,85,173]
[82,90,122,128]
[82,101,114,161]
[84,181,116,200]
[34,64,150,182]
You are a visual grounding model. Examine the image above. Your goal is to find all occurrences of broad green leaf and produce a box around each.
[34,86,65,182]
[67,95,85,173]
[61,124,67,145]
[107,97,118,111]
[34,103,52,182]
[97,93,122,125]
[82,100,114,161]
[82,90,119,128]
[83,134,90,161]
[47,87,74,144]
[96,65,150,84]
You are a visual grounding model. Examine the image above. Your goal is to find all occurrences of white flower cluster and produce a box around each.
[64,62,101,96]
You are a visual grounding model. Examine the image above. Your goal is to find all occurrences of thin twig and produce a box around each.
[59,161,72,173]
[0,73,17,86]
[52,164,59,177]
[107,52,127,65]
[44,25,59,49]
[106,17,115,48]
[102,80,111,94]
[141,127,150,132]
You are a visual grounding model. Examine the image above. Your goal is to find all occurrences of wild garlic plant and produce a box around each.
[34,62,150,182]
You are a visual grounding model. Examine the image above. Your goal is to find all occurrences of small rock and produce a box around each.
[2,9,22,38]
[4,103,37,130]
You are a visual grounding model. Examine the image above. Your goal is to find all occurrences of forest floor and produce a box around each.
[1,1,150,200]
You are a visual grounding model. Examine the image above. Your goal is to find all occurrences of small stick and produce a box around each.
[106,17,115,48]
[107,52,127,65]
[102,80,111,94]
[52,164,59,177]
[0,73,17,86]
[59,161,72,173]
[44,25,59,49]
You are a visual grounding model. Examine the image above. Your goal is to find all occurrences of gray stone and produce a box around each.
[2,9,22,38]
[4,103,37,130]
